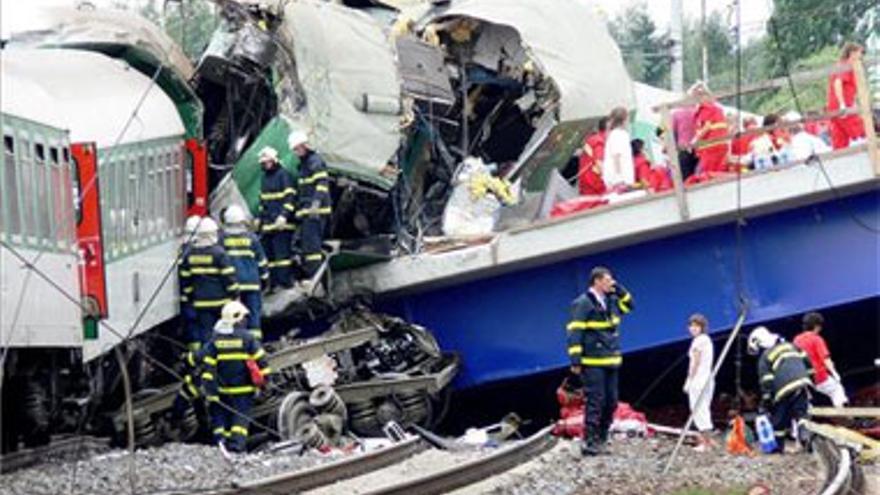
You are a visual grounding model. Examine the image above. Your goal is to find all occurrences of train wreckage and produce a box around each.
[0,0,632,452]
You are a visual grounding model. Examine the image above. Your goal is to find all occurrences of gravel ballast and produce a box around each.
[0,442,328,495]
[454,436,821,495]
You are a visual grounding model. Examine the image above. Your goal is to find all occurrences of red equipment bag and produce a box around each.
[246,359,266,388]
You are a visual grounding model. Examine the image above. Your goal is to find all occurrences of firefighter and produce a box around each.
[221,205,269,341]
[748,326,814,453]
[689,82,729,175]
[178,217,238,347]
[289,131,332,283]
[257,146,296,291]
[198,301,270,453]
[566,266,634,456]
[179,215,203,351]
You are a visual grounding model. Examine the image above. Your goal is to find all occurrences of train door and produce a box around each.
[184,139,208,217]
[71,142,107,339]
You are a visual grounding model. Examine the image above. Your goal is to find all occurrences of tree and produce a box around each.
[768,0,873,76]
[608,2,672,88]
[681,12,735,89]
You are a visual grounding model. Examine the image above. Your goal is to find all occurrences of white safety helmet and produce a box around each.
[184,215,202,235]
[287,130,309,150]
[194,217,219,246]
[259,146,279,163]
[747,326,778,355]
[223,205,248,226]
[220,300,249,325]
[782,111,802,123]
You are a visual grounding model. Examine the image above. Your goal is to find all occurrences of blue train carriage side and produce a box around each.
[0,47,207,452]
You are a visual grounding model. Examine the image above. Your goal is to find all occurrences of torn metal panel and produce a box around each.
[396,35,456,105]
[418,0,634,122]
[278,0,404,188]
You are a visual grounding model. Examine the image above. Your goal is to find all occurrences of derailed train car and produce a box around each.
[1,8,208,451]
[207,0,634,248]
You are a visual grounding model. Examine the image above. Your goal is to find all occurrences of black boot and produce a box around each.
[581,439,600,457]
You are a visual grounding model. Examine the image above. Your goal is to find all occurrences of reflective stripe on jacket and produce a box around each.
[259,164,297,229]
[197,326,271,398]
[566,286,633,368]
[177,244,238,308]
[221,231,268,291]
[296,151,332,218]
[758,341,814,405]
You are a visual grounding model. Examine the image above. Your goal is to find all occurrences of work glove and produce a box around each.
[275,215,287,227]
[614,283,629,298]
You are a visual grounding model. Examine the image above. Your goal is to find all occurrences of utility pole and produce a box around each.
[670,0,684,92]
[701,0,709,83]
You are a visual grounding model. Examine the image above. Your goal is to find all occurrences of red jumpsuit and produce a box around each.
[634,153,652,186]
[694,102,729,174]
[827,64,866,149]
[729,133,755,171]
[578,131,607,196]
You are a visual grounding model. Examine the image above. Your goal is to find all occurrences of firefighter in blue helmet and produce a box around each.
[289,131,331,282]
[257,146,296,291]
[566,266,634,456]
[177,217,239,347]
[221,205,268,341]
[197,301,271,453]
[179,215,203,351]
[748,326,814,453]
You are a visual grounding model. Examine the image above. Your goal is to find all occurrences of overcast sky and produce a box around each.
[2,0,773,40]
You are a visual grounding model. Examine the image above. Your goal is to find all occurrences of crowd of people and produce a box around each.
[576,42,869,198]
[566,266,851,458]
[170,130,332,454]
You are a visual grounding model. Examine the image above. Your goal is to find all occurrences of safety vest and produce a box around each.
[566,287,634,368]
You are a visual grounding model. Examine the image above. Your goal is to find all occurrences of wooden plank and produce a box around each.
[809,406,880,418]
[659,105,689,220]
[853,59,880,176]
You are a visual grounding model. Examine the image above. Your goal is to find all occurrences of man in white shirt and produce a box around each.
[785,112,832,162]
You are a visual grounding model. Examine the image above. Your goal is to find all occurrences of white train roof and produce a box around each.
[1,48,185,148]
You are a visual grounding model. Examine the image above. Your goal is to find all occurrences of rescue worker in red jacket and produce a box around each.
[690,82,730,175]
[566,266,634,456]
[827,42,866,149]
[196,301,270,453]
[578,117,608,196]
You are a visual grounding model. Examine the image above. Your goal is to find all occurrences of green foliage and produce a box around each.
[768,0,873,76]
[682,12,735,87]
[751,45,840,115]
[609,2,671,88]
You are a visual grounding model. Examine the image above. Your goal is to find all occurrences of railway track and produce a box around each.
[0,435,109,474]
[220,426,555,495]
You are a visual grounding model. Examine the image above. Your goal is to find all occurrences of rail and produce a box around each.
[362,426,556,495]
[651,59,879,222]
[0,435,109,474]
[218,436,425,495]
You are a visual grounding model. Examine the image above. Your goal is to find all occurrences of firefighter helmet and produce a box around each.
[222,205,247,226]
[220,300,249,324]
[259,146,279,162]
[747,326,777,355]
[287,130,309,149]
[184,215,202,235]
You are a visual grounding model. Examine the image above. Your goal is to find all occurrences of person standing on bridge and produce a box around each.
[690,82,729,175]
[827,42,866,149]
[257,147,297,291]
[566,266,634,456]
[794,312,848,408]
[290,130,332,286]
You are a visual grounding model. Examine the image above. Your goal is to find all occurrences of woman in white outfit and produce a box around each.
[684,313,715,451]
[602,107,635,189]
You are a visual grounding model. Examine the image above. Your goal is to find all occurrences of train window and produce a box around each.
[2,135,21,236]
[34,142,53,245]
[18,138,35,242]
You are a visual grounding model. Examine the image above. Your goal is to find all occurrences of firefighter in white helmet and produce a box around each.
[177,217,238,347]
[748,326,814,453]
[257,146,296,290]
[196,300,270,453]
[179,215,203,351]
[221,205,268,341]
[289,130,332,281]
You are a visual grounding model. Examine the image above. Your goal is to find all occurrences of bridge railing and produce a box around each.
[651,59,878,221]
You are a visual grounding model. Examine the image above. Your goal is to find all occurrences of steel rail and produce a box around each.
[0,435,109,474]
[362,426,557,495]
[217,436,425,495]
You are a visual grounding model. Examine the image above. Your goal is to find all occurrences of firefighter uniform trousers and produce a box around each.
[178,245,238,347]
[295,151,332,278]
[198,328,270,452]
[171,351,203,419]
[222,231,269,341]
[259,164,297,289]
[759,341,814,452]
[566,287,633,446]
